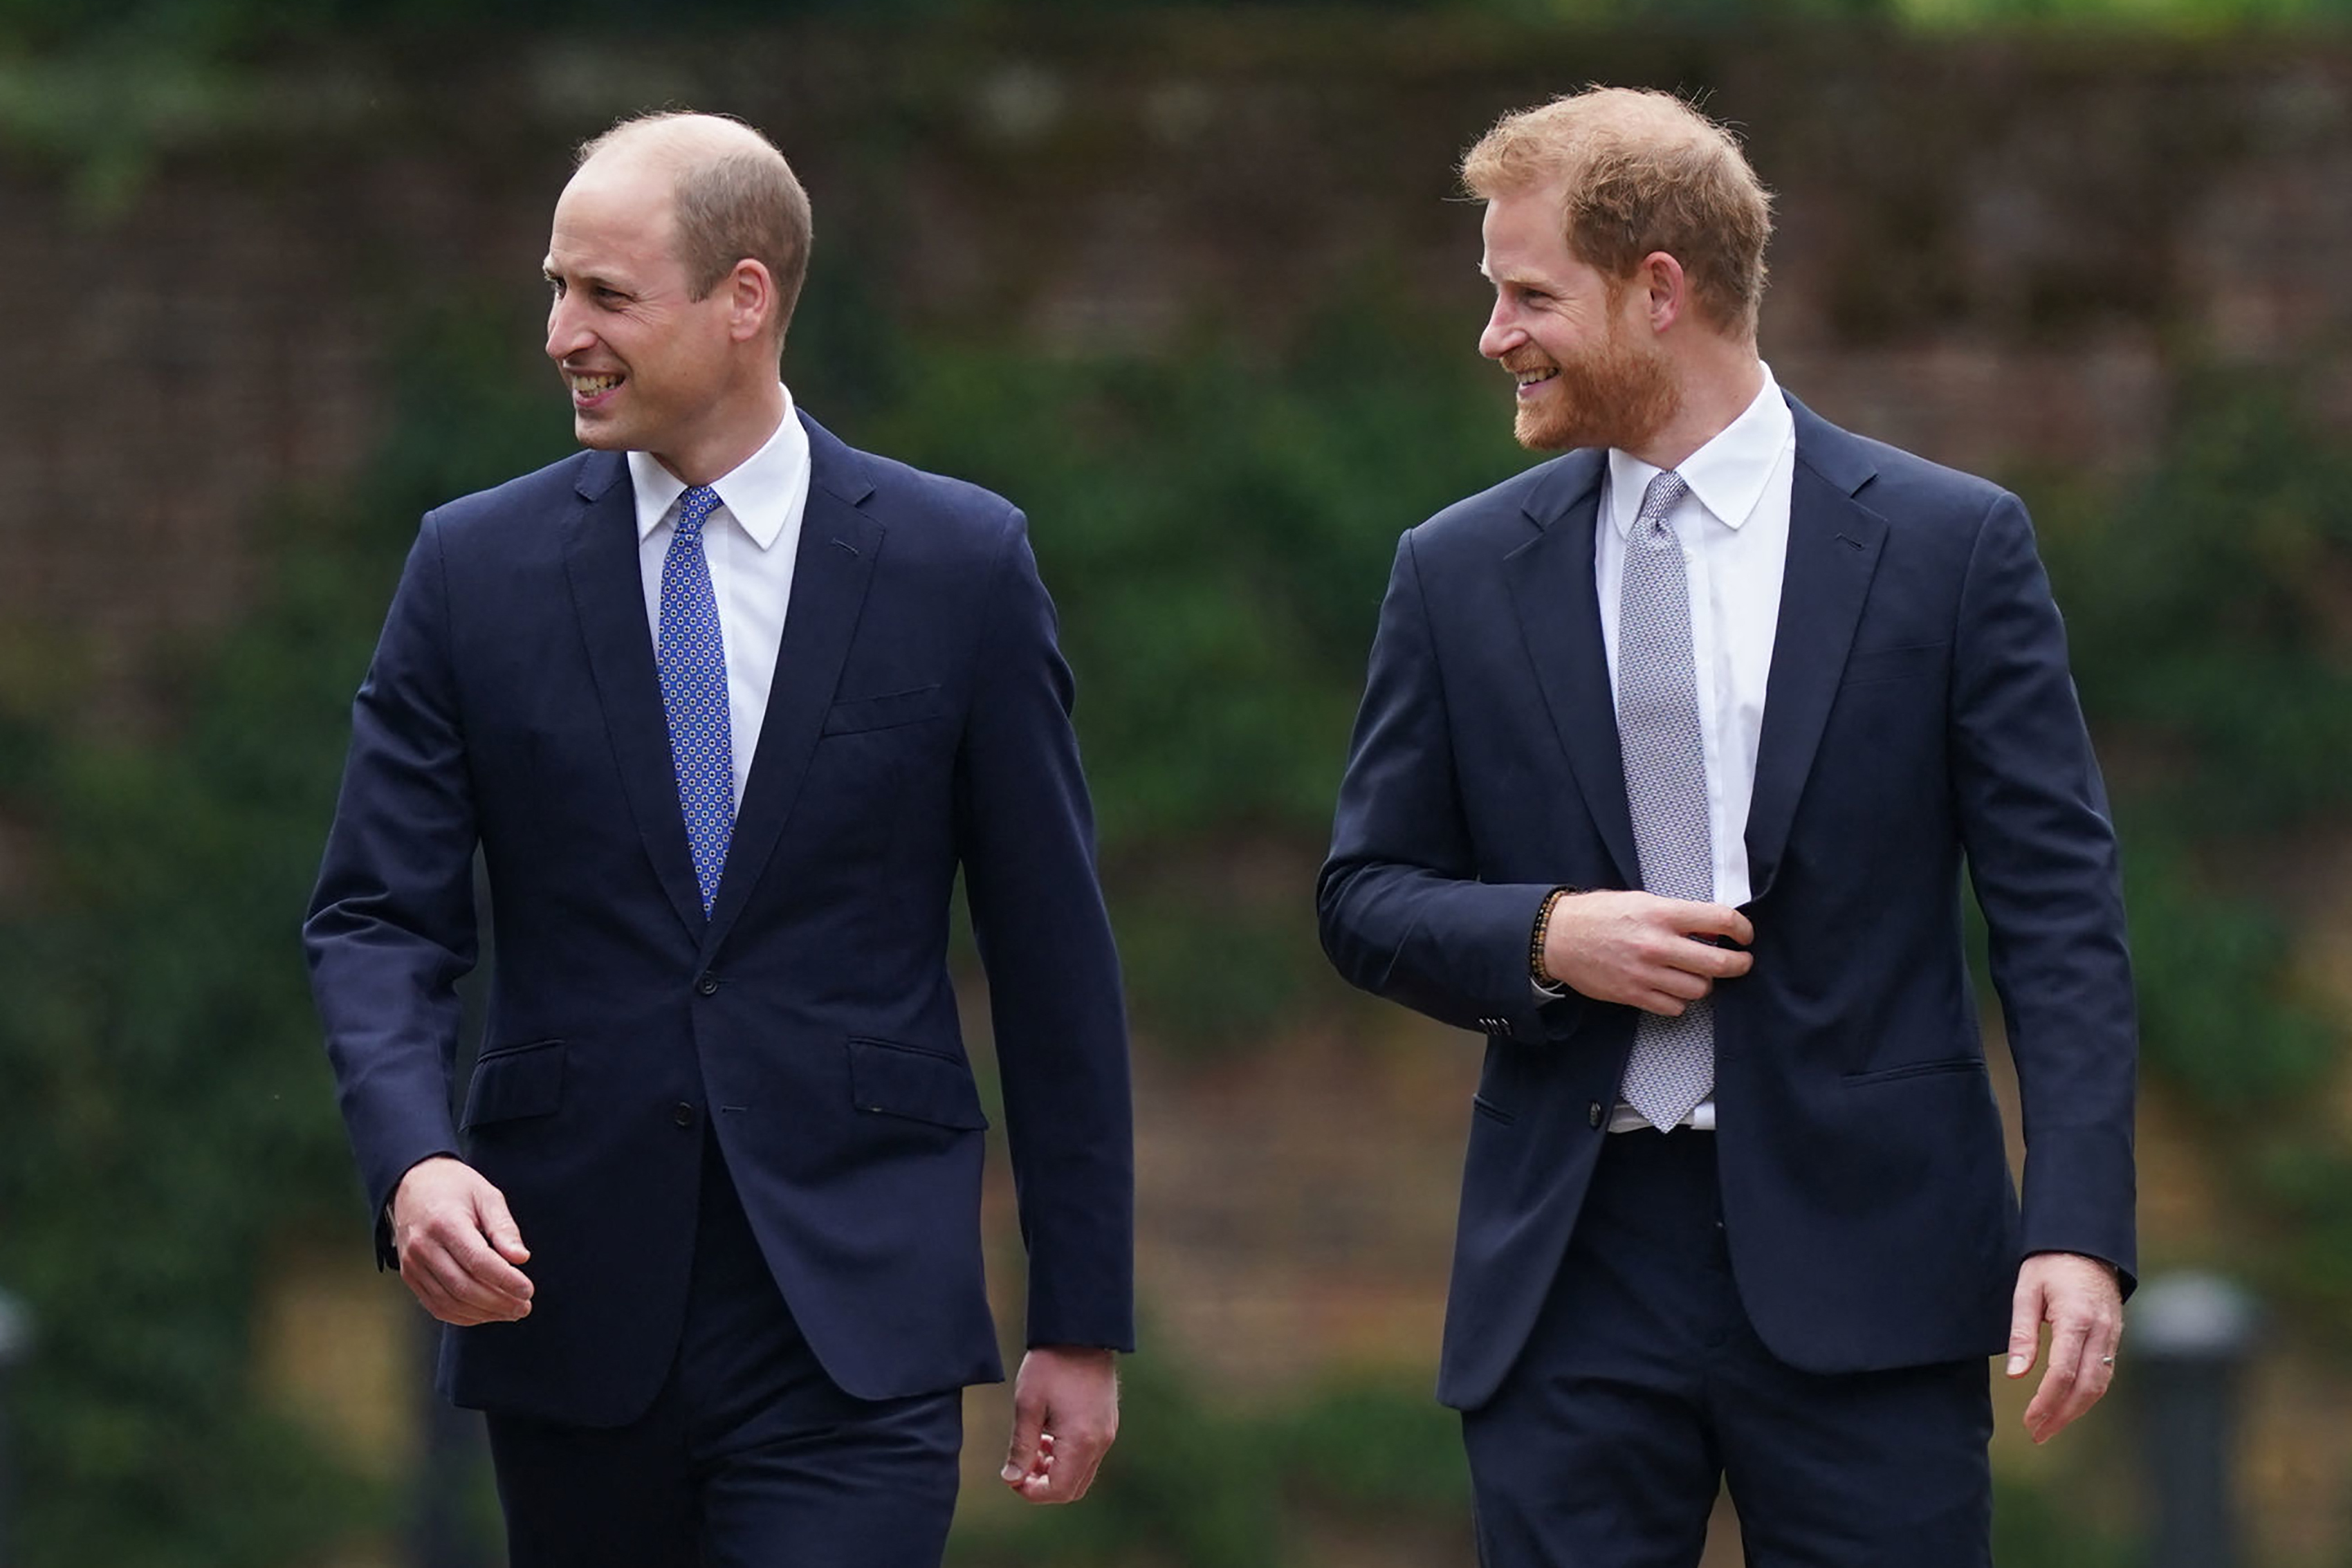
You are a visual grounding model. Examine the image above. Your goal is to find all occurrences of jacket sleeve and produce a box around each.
[1949,490,2138,1288]
[955,509,1136,1352]
[1317,531,1585,1043]
[302,514,478,1264]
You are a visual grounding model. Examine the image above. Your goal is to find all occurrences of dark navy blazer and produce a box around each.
[1319,396,2136,1411]
[306,413,1134,1427]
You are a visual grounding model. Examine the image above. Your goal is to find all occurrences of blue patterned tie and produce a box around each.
[1615,470,1715,1131]
[657,485,734,915]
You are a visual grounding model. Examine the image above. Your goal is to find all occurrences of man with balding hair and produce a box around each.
[1319,88,2135,1565]
[307,111,1132,1566]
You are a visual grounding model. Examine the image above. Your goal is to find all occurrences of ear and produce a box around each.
[726,259,777,346]
[1636,252,1687,335]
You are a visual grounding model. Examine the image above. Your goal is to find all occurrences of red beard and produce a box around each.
[1507,322,1681,454]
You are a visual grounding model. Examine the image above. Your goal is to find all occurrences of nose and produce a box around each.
[546,291,592,363]
[1478,298,1523,361]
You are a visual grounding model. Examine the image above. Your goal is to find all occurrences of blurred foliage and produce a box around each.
[2037,374,2352,1336]
[0,308,561,1567]
[4,207,2352,1560]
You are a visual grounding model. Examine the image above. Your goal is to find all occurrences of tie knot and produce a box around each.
[1637,470,1689,529]
[676,485,722,538]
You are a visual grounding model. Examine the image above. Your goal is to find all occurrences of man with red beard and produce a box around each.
[1317,89,2135,1567]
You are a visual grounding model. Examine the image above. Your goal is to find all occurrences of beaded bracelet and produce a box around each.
[1529,886,1578,985]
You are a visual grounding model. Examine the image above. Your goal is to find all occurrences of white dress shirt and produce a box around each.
[1589,365,1796,1130]
[628,387,814,808]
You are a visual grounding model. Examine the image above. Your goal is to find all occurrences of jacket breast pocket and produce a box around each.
[847,1037,989,1129]
[461,1040,566,1129]
[822,685,946,737]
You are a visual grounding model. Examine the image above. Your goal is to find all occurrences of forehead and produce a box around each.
[546,157,681,272]
[1478,184,1577,277]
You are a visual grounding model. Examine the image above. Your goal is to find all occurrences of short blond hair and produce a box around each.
[1462,87,1772,339]
[579,111,814,344]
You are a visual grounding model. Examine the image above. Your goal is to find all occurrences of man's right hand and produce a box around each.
[389,1156,535,1326]
[1541,890,1754,1015]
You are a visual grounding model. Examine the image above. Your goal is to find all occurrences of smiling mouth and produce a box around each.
[568,371,623,398]
[1513,367,1558,389]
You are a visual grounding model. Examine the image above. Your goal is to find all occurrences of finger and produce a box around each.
[445,1227,535,1305]
[2025,1310,2091,1440]
[410,1239,513,1320]
[1680,941,1754,979]
[1650,966,1711,1002]
[1001,1392,1047,1487]
[402,1254,495,1327]
[2059,1314,2122,1426]
[477,1187,533,1267]
[1671,901,1754,946]
[1022,1426,1111,1504]
[1633,989,1689,1017]
[2005,1277,2043,1378]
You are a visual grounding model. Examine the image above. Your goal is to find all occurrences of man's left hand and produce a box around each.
[2006,1251,2123,1444]
[1000,1346,1119,1504]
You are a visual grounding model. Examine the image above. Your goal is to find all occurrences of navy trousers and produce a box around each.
[484,1135,964,1568]
[1462,1129,1992,1568]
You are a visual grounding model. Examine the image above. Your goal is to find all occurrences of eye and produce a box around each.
[544,276,566,298]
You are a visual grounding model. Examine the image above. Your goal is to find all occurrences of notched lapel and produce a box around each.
[561,453,708,939]
[1744,454,1887,903]
[1505,453,1640,889]
[701,432,883,955]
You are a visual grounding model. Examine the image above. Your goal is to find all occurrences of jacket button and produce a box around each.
[1588,1102,1605,1129]
[673,1102,698,1127]
[695,975,720,997]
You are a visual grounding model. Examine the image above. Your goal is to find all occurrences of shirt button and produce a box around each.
[695,975,720,997]
[673,1103,698,1128]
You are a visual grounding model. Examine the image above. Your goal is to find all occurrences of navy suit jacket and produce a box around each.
[1318,396,2136,1411]
[306,413,1134,1427]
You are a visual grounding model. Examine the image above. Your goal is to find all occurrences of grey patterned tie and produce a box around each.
[1615,470,1715,1131]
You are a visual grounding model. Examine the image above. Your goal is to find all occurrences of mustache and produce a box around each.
[1498,349,1556,376]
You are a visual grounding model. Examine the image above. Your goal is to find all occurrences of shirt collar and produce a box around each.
[627,384,809,551]
[1606,362,1793,539]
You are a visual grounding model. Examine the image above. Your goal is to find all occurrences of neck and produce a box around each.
[652,375,788,488]
[1626,339,1764,472]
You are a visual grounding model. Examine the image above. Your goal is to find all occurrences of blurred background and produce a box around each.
[1,0,2349,1562]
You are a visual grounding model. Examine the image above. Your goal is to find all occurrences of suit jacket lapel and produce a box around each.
[701,414,883,956]
[1744,401,1887,903]
[561,450,708,939]
[1505,450,1642,889]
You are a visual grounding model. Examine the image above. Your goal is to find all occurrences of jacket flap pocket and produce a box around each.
[462,1040,566,1129]
[847,1037,989,1129]
[823,685,946,736]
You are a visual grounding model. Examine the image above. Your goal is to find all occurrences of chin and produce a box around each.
[573,414,628,452]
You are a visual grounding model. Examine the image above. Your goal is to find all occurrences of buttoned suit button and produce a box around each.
[1588,1102,1605,1129]
[673,1103,698,1127]
[695,974,720,997]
